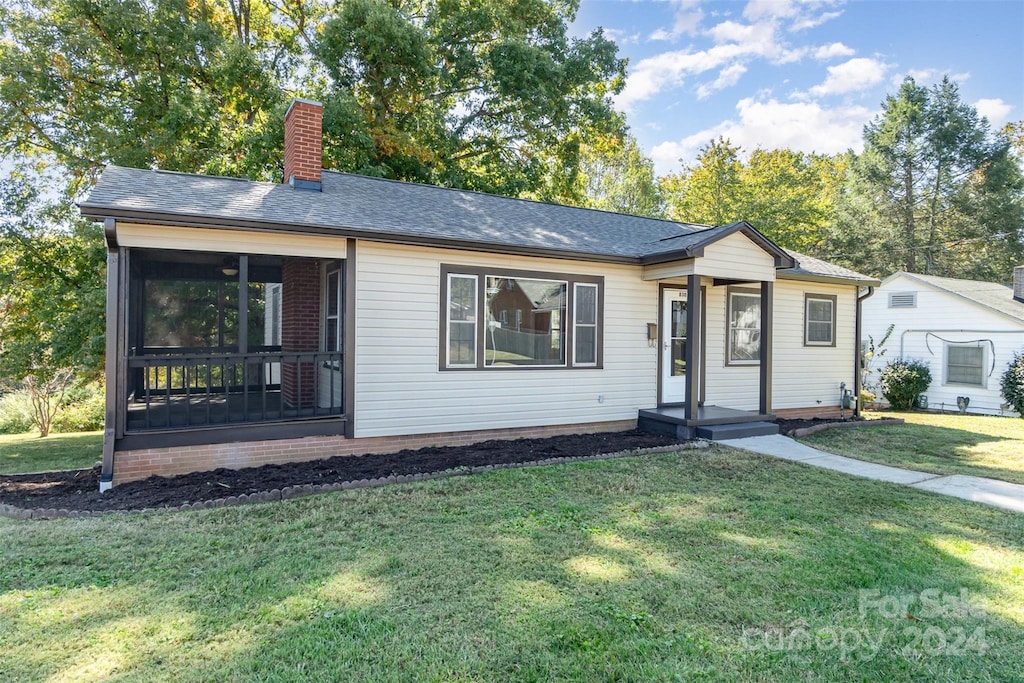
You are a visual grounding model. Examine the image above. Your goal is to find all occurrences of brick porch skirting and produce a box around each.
[113,419,638,485]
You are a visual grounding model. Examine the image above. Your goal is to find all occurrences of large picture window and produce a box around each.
[442,266,602,370]
[727,289,760,364]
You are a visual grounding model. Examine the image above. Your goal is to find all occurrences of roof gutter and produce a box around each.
[854,286,875,417]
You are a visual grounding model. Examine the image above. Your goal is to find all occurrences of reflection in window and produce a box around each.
[485,277,567,366]
[728,291,760,363]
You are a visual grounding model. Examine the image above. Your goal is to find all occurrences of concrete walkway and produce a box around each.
[725,434,1024,513]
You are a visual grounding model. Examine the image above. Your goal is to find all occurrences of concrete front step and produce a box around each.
[695,421,780,440]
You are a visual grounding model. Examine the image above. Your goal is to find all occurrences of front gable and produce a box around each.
[641,229,780,282]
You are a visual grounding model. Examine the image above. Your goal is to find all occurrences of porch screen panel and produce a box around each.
[448,274,477,367]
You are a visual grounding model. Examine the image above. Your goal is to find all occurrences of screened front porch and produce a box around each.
[123,249,345,431]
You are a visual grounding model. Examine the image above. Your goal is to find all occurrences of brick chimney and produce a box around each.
[283,98,323,191]
[1014,265,1024,303]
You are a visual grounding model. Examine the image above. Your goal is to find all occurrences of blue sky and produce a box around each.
[572,0,1024,175]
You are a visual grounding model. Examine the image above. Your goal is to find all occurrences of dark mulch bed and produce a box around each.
[775,416,864,435]
[0,430,682,513]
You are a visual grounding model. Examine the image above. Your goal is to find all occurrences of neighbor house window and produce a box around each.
[441,266,602,370]
[945,343,985,386]
[804,294,837,346]
[727,289,760,364]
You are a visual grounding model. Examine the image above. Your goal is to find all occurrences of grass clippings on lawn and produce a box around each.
[800,411,1024,485]
[2,445,1022,682]
[0,431,102,475]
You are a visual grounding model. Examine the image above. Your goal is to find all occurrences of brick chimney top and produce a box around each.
[283,98,323,191]
[1014,265,1024,303]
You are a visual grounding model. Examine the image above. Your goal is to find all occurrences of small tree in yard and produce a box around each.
[1000,352,1024,416]
[880,358,932,410]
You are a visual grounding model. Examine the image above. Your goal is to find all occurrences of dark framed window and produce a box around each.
[440,265,603,370]
[804,294,837,347]
[727,287,761,364]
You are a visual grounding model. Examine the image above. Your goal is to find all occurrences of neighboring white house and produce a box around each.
[862,269,1024,415]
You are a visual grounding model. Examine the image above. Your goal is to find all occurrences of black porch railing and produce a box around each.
[125,351,343,430]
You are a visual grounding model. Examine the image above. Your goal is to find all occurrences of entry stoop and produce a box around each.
[638,405,777,441]
[695,422,779,440]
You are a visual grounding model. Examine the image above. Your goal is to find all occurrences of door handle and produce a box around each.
[663,342,669,350]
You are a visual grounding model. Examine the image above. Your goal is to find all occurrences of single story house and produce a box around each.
[862,269,1024,415]
[80,99,878,489]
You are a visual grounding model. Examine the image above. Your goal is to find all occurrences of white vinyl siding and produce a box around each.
[354,242,656,438]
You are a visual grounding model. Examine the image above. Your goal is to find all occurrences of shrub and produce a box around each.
[880,358,932,410]
[0,390,35,434]
[52,382,105,433]
[1000,351,1024,417]
[859,389,876,405]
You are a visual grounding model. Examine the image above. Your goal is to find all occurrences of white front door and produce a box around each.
[661,288,689,404]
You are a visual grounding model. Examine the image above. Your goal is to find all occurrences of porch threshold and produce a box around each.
[638,405,775,427]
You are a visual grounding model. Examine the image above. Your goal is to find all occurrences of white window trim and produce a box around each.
[943,342,987,388]
[804,295,836,347]
[573,282,599,367]
[446,273,478,368]
[727,289,761,366]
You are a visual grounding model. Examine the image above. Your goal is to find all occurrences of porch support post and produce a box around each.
[101,218,127,491]
[685,273,700,421]
[238,255,248,353]
[759,280,773,415]
[343,240,356,438]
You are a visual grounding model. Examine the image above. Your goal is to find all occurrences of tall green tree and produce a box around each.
[660,138,846,253]
[0,168,106,435]
[312,0,627,200]
[832,77,1024,279]
[578,135,665,218]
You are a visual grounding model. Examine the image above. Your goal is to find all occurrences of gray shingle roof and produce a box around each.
[892,272,1024,324]
[782,250,880,285]
[81,164,873,283]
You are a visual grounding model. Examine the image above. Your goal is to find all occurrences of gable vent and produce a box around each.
[888,292,917,308]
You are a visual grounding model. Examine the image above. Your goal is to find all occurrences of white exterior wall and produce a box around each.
[863,275,1024,415]
[353,241,659,437]
[702,279,857,411]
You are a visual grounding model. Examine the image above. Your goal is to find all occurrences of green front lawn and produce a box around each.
[2,447,1022,681]
[801,411,1024,485]
[0,431,102,475]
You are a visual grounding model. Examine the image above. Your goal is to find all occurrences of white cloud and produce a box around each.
[650,97,873,174]
[649,0,704,41]
[974,98,1013,127]
[791,10,843,31]
[742,0,799,22]
[813,42,855,60]
[892,69,971,88]
[807,57,889,97]
[696,64,748,99]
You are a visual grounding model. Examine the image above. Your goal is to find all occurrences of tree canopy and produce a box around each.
[660,138,846,254]
[830,77,1024,280]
